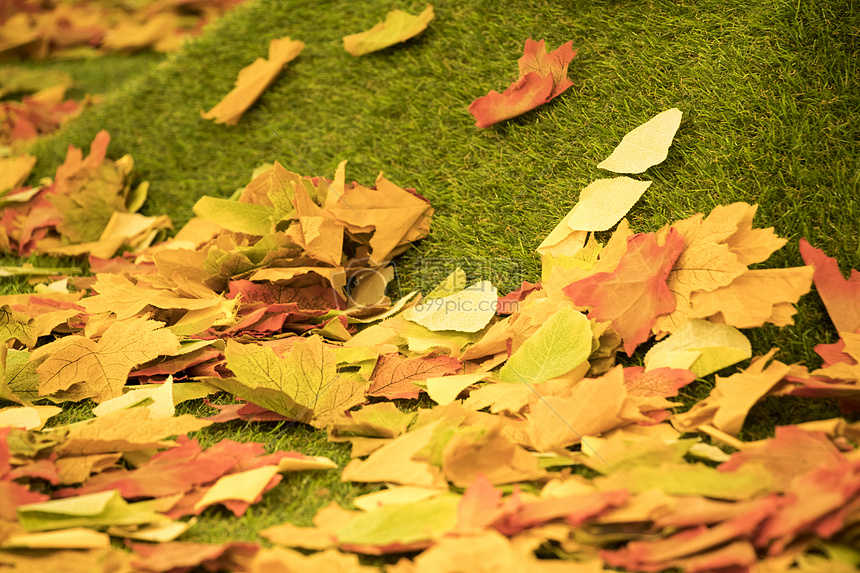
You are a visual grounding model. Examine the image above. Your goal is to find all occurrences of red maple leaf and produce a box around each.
[496,280,541,315]
[799,238,860,334]
[468,39,576,128]
[564,230,685,355]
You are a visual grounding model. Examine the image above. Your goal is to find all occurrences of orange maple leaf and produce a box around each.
[469,39,577,128]
[564,229,685,355]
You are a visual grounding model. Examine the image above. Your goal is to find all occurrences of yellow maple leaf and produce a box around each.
[79,273,222,321]
[652,206,752,337]
[50,407,211,457]
[32,317,180,402]
[689,267,813,328]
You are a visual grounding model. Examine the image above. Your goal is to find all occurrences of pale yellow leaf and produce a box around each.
[598,108,683,173]
[565,177,653,231]
[194,465,280,511]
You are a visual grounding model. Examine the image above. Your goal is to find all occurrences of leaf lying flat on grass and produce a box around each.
[201,37,305,126]
[469,38,577,128]
[799,238,860,334]
[343,5,435,56]
[597,108,683,174]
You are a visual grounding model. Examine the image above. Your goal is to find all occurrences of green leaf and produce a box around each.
[499,306,592,385]
[218,335,364,425]
[2,349,42,404]
[604,461,772,500]
[0,305,37,347]
[192,195,273,235]
[644,319,752,376]
[17,490,170,532]
[335,494,459,546]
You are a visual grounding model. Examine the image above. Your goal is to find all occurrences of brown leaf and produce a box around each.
[367,353,460,399]
[129,540,259,573]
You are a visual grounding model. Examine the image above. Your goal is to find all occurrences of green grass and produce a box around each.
[3,0,859,547]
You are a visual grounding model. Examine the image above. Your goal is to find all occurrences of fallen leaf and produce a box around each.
[79,272,223,321]
[192,465,281,512]
[342,421,447,487]
[689,267,813,329]
[404,281,498,332]
[526,366,636,451]
[564,177,653,232]
[469,38,576,128]
[645,318,751,377]
[217,335,364,425]
[0,528,109,550]
[49,407,211,457]
[672,349,790,436]
[406,529,604,573]
[129,540,259,573]
[250,547,375,573]
[426,372,489,405]
[0,154,36,195]
[353,486,444,511]
[343,5,434,56]
[597,108,683,173]
[653,202,781,336]
[719,426,847,490]
[327,172,433,265]
[17,489,170,532]
[367,353,460,399]
[441,419,547,487]
[335,494,460,553]
[499,306,592,385]
[799,239,860,334]
[564,229,685,355]
[32,316,180,402]
[201,37,304,125]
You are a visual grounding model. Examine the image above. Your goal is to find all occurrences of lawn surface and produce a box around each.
[3,0,859,549]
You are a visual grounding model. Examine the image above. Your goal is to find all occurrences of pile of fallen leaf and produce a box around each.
[0,67,96,149]
[0,0,250,147]
[2,5,860,573]
[0,0,249,59]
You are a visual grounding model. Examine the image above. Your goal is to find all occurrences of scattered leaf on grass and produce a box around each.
[343,5,434,56]
[201,37,304,125]
[597,108,683,174]
[469,38,576,128]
